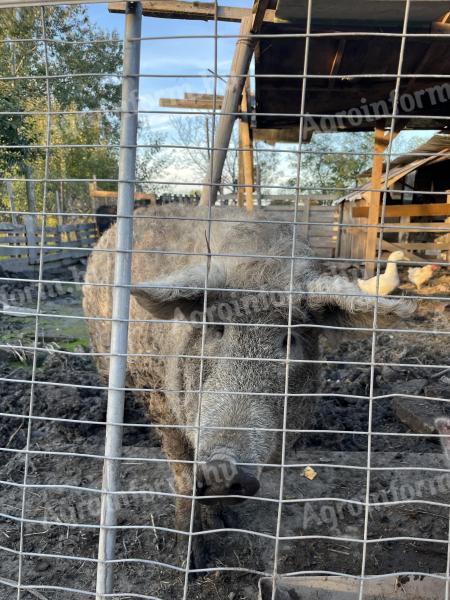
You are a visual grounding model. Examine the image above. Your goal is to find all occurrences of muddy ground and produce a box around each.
[0,264,449,599]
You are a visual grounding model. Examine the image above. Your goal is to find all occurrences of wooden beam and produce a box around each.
[240,78,255,213]
[381,240,426,264]
[184,93,224,102]
[159,98,223,109]
[237,137,245,208]
[251,0,272,31]
[108,1,276,23]
[446,189,450,262]
[353,203,450,219]
[364,123,388,277]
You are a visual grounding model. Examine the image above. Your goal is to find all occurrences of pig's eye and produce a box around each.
[208,323,225,338]
[281,332,298,351]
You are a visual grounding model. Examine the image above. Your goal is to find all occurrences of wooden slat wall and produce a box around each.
[0,221,98,271]
[264,204,340,258]
[338,199,450,261]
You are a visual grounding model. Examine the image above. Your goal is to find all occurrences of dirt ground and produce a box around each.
[0,264,449,599]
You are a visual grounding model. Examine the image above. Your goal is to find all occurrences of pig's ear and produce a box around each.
[305,274,415,328]
[435,418,450,463]
[131,262,226,319]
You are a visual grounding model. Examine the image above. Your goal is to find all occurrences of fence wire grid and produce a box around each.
[0,1,449,599]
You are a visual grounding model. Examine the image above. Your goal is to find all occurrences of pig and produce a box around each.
[82,205,413,568]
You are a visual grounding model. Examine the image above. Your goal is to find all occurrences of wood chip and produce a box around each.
[303,466,317,480]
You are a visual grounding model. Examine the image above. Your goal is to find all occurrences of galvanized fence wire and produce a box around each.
[360,2,412,598]
[0,0,449,599]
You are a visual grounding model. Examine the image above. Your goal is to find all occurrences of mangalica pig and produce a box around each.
[83,205,412,567]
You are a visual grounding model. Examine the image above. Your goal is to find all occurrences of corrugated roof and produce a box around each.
[334,133,450,205]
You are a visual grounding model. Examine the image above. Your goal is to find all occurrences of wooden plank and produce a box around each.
[0,223,25,232]
[251,0,271,31]
[364,124,388,277]
[0,235,27,244]
[253,127,310,145]
[240,78,255,213]
[274,0,450,26]
[0,245,30,257]
[398,242,450,250]
[159,98,223,110]
[185,93,224,102]
[345,224,450,234]
[259,574,446,600]
[237,130,245,209]
[109,1,276,23]
[354,203,450,219]
[446,190,450,262]
[41,249,91,263]
[381,240,426,263]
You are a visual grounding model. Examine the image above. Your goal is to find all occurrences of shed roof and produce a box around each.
[334,133,450,204]
[255,1,450,139]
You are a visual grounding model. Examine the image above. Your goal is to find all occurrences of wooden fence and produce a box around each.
[0,218,98,274]
[339,199,450,263]
[264,200,340,258]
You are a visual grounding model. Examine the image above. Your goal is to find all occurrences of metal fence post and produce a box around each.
[95,2,142,597]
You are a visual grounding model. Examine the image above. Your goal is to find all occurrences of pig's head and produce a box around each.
[132,262,414,503]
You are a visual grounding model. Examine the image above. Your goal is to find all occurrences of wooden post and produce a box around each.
[240,78,255,212]
[55,190,63,245]
[364,123,388,277]
[237,131,245,208]
[200,16,254,206]
[24,214,38,265]
[446,190,450,263]
[399,215,410,245]
[6,180,17,225]
[25,164,36,216]
[335,202,344,258]
[59,181,65,218]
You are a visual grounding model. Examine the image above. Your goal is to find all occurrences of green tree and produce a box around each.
[0,6,123,215]
[291,132,373,198]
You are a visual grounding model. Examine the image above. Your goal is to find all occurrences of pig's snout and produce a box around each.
[196,459,260,504]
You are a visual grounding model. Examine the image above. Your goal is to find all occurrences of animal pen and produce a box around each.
[0,0,449,599]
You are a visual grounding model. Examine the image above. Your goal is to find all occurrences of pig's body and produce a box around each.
[83,205,412,568]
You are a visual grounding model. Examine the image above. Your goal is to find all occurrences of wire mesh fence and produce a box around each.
[0,1,449,599]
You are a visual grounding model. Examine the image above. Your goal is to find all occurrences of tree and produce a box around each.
[136,128,170,195]
[169,115,238,191]
[169,115,285,199]
[0,6,122,215]
[290,132,373,198]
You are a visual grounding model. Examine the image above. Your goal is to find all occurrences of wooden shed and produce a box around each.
[335,133,450,265]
